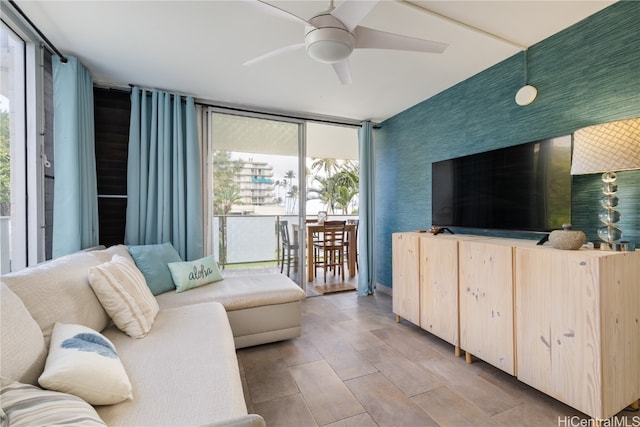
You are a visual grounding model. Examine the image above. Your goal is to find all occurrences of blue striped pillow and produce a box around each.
[0,377,106,426]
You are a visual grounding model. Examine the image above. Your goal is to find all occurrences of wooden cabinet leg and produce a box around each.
[465,352,473,364]
[629,399,639,411]
[395,315,401,323]
[455,346,461,357]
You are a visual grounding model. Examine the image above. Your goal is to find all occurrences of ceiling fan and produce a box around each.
[244,0,449,84]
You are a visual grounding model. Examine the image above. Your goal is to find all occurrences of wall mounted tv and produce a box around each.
[431,135,572,233]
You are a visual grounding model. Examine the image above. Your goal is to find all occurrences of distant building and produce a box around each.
[230,159,281,215]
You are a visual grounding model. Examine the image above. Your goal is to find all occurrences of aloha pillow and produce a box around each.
[38,323,133,405]
[168,254,223,293]
[88,254,160,338]
[128,242,182,295]
[0,377,106,426]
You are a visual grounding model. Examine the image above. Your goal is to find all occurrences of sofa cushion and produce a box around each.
[88,254,159,338]
[0,283,47,385]
[2,251,110,347]
[0,377,106,426]
[156,273,306,312]
[38,323,133,405]
[96,302,248,426]
[128,243,182,295]
[168,254,223,293]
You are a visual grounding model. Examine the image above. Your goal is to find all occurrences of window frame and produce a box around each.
[2,8,48,270]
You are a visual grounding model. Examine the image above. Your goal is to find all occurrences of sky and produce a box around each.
[0,95,9,112]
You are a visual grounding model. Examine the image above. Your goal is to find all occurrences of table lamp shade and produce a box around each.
[571,117,640,175]
[571,117,640,246]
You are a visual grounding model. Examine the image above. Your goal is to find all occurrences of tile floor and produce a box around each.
[236,290,639,427]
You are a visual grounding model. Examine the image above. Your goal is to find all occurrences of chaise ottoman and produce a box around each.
[155,273,306,348]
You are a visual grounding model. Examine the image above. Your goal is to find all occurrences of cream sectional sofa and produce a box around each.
[1,245,305,426]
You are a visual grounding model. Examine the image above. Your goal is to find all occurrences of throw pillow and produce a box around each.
[88,254,160,338]
[168,254,223,293]
[0,377,106,427]
[90,244,135,264]
[38,323,133,405]
[128,242,182,295]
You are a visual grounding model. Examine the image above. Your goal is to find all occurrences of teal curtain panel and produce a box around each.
[52,56,99,258]
[357,121,375,296]
[125,87,203,261]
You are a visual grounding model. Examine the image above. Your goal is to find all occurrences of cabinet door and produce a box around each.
[516,248,602,416]
[598,251,640,418]
[459,240,515,374]
[420,236,458,346]
[392,233,420,325]
[516,248,640,419]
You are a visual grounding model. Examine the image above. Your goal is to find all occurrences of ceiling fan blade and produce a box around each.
[243,43,305,67]
[252,0,311,27]
[332,60,352,85]
[354,26,448,54]
[331,0,379,32]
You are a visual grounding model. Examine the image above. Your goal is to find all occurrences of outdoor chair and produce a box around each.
[345,219,359,272]
[313,220,346,282]
[279,221,299,277]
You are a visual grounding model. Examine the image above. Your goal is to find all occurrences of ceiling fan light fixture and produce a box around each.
[304,13,354,64]
[307,38,353,63]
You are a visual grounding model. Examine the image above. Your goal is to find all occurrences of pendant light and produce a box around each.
[515,49,537,106]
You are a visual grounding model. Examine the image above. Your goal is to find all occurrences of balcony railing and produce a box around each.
[213,214,358,269]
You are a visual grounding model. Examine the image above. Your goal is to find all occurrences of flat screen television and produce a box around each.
[431,135,572,233]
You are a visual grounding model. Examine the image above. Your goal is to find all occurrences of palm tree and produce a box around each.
[332,163,359,213]
[307,175,338,213]
[311,158,340,178]
[286,185,299,214]
[307,160,360,214]
[282,170,296,213]
[211,150,243,267]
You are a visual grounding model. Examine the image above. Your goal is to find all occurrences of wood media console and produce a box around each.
[392,232,640,422]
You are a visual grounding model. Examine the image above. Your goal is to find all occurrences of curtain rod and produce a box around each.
[8,0,68,63]
[96,83,376,129]
[107,83,367,128]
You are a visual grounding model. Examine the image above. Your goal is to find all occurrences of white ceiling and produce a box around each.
[13,0,615,123]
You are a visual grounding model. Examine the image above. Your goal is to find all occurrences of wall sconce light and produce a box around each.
[571,117,640,249]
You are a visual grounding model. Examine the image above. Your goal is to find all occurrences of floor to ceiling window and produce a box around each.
[208,111,304,285]
[207,110,359,292]
[0,22,26,273]
[1,21,28,273]
[1,12,50,273]
[306,122,359,218]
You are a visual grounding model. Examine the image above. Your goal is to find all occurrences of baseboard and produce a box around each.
[375,283,392,296]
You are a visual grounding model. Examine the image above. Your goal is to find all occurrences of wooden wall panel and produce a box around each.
[97,198,127,248]
[43,51,54,260]
[94,87,130,246]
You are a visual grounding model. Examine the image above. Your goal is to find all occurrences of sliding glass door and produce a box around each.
[208,111,305,286]
[207,110,360,292]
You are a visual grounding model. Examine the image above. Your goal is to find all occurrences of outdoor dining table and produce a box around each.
[306,222,357,282]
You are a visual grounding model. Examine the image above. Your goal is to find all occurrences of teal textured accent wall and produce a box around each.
[376,1,640,288]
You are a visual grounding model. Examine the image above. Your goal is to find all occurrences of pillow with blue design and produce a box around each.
[38,322,132,405]
[168,254,223,293]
